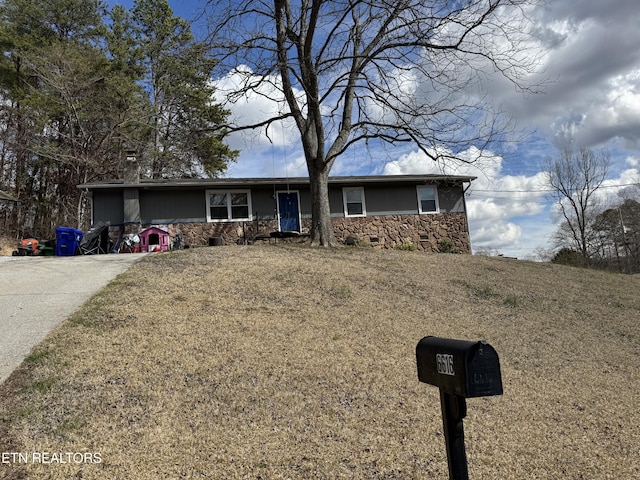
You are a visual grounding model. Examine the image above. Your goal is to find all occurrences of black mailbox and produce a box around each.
[416,336,503,398]
[416,336,503,480]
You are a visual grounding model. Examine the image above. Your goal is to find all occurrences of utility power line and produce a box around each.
[470,182,639,195]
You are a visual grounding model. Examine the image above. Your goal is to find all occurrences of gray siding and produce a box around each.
[93,190,123,224]
[362,185,419,215]
[251,188,278,219]
[124,189,141,223]
[326,184,465,216]
[328,188,344,216]
[140,189,206,223]
[89,179,468,226]
[437,185,466,213]
[300,190,313,216]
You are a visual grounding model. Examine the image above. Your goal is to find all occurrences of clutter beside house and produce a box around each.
[12,238,40,256]
[78,222,109,255]
[55,227,83,256]
[117,233,141,253]
[12,236,55,256]
[8,223,184,258]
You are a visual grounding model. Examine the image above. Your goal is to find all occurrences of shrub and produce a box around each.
[438,238,460,254]
[551,248,585,267]
[504,294,520,308]
[395,240,417,251]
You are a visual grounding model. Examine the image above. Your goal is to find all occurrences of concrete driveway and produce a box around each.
[0,253,147,384]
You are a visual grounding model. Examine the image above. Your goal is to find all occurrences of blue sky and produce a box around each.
[108,0,640,259]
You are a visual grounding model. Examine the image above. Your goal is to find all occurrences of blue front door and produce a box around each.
[277,192,300,232]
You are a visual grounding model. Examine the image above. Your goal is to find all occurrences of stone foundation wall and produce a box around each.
[332,213,471,253]
[116,212,471,253]
[167,220,278,246]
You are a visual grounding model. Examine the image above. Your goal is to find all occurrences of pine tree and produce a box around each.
[130,0,237,178]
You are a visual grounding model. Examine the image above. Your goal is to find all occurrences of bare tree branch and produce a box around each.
[545,147,611,260]
[206,0,544,245]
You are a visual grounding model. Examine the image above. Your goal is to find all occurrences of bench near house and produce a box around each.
[78,173,475,253]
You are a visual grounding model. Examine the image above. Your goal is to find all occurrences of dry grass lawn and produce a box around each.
[0,245,639,479]
[0,236,16,256]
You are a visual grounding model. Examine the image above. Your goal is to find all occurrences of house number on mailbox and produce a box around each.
[436,353,455,376]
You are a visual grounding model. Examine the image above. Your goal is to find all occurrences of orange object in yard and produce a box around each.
[12,238,40,256]
[20,238,39,253]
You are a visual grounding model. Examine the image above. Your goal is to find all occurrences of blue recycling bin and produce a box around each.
[55,227,83,256]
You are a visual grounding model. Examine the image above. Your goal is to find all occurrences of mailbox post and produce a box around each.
[416,336,503,480]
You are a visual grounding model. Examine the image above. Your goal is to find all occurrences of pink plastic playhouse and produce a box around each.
[139,227,170,252]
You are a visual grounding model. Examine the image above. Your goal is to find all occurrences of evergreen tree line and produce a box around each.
[0,0,236,238]
[592,199,640,273]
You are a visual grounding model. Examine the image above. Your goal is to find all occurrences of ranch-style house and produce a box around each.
[78,172,475,253]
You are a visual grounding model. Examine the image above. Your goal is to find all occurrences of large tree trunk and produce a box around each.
[308,164,338,247]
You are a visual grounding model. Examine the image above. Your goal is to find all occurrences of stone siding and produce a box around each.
[121,212,470,253]
[332,213,471,253]
[168,221,278,247]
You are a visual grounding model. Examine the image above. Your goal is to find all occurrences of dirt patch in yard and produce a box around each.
[0,245,639,479]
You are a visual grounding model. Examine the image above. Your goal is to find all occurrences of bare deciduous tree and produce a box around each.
[205,0,542,246]
[545,147,610,261]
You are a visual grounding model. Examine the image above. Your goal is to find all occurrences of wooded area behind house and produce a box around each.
[0,0,236,239]
[545,148,640,273]
[552,198,640,274]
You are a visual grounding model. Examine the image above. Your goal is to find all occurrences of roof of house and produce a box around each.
[78,174,476,190]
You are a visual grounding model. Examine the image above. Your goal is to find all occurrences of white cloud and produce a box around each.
[212,66,301,154]
[495,0,640,149]
[598,168,640,206]
[471,221,521,250]
[626,156,640,167]
[211,67,309,178]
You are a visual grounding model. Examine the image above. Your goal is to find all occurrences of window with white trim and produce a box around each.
[417,186,439,214]
[206,190,252,222]
[343,187,366,217]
